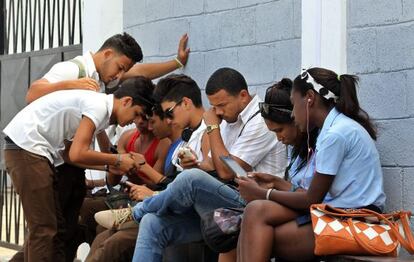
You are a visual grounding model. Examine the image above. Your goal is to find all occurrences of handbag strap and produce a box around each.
[347,218,398,255]
[372,211,414,254]
[314,205,399,219]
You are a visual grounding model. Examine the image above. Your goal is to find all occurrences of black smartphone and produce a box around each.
[110,145,118,154]
[219,155,248,177]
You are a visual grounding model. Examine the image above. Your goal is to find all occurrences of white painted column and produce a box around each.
[74,1,124,252]
[81,0,124,182]
[82,0,124,53]
[301,0,347,74]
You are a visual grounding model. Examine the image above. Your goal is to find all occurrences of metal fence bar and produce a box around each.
[2,0,82,54]
[0,44,82,250]
[0,169,26,250]
[78,0,81,44]
[0,0,4,55]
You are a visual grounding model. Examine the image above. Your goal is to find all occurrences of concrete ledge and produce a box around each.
[325,255,414,261]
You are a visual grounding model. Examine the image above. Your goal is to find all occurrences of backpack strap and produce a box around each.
[70,58,87,79]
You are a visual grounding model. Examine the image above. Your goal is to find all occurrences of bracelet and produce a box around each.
[138,161,146,166]
[157,176,166,184]
[104,164,109,172]
[266,188,274,200]
[174,57,184,68]
[114,154,121,167]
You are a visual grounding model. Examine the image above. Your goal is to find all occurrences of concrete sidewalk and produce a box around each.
[0,247,17,261]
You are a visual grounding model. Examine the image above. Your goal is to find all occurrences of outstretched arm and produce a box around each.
[122,34,190,80]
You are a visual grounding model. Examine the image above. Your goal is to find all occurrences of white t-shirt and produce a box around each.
[43,51,106,92]
[3,90,113,165]
[43,52,110,181]
[220,95,287,177]
[172,119,207,172]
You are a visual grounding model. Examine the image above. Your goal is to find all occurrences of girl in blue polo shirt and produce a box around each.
[237,68,385,262]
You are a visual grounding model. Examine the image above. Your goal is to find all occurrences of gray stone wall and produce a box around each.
[347,0,414,212]
[123,0,301,97]
[123,0,413,213]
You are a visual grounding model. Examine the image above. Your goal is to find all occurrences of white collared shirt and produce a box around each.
[220,95,287,177]
[315,108,385,210]
[43,51,106,91]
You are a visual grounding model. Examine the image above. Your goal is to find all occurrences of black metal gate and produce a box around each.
[0,0,82,250]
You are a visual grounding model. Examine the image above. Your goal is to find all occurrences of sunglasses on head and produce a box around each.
[259,102,292,115]
[164,99,183,119]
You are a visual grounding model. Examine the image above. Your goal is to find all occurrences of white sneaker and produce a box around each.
[75,242,90,262]
[94,206,137,230]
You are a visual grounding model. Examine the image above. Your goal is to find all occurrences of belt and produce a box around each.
[3,136,21,150]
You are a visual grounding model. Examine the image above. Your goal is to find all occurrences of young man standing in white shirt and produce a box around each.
[3,77,154,262]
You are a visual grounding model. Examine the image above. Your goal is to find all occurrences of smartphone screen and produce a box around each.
[219,156,248,177]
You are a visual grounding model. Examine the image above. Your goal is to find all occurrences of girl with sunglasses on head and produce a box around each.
[234,78,320,262]
[255,78,321,193]
[236,69,385,262]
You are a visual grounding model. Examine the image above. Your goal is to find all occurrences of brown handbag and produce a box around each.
[310,204,414,257]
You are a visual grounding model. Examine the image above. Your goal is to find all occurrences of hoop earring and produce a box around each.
[306,100,313,160]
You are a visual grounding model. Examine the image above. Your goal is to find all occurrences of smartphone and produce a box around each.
[124,181,134,188]
[119,176,132,188]
[219,155,248,177]
[109,145,118,154]
[178,147,194,158]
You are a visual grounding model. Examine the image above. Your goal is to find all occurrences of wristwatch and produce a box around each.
[206,124,219,134]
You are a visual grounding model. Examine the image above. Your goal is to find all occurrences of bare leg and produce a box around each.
[219,248,236,262]
[273,221,315,261]
[237,200,299,262]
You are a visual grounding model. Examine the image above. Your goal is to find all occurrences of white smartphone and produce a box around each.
[219,155,248,177]
[178,147,194,158]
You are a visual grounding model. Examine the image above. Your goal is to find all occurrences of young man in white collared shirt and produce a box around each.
[203,68,286,179]
[26,33,190,103]
[98,68,288,262]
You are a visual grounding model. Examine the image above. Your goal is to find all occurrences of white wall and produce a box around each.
[82,0,124,180]
[301,0,347,73]
[82,0,124,53]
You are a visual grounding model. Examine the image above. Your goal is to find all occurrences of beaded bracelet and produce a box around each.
[266,188,275,200]
[174,57,184,68]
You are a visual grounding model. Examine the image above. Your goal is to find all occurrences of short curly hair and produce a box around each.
[98,32,143,63]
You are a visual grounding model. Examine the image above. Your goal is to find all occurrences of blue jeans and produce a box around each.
[132,168,245,262]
